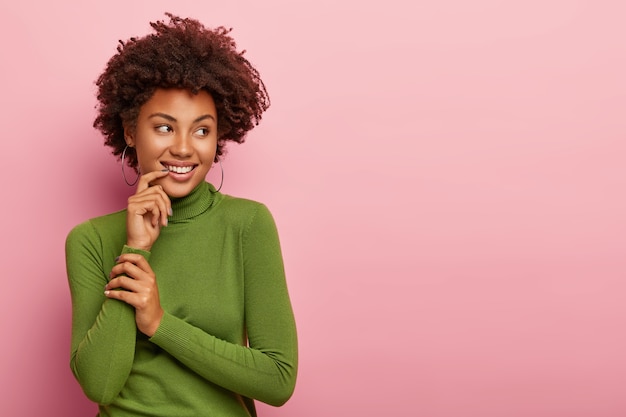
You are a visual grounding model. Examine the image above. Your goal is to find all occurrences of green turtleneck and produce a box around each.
[66,182,297,417]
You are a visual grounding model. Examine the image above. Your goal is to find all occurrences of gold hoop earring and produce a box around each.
[212,160,223,192]
[121,145,139,186]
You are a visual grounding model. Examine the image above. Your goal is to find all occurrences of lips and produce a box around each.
[161,162,197,174]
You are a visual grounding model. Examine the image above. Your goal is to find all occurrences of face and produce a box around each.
[125,88,218,198]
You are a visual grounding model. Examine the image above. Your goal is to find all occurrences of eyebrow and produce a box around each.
[148,112,216,123]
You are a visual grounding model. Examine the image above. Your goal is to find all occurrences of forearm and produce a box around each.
[67,223,147,404]
[149,311,297,406]
[70,299,137,404]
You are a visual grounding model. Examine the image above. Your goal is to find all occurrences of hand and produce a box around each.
[126,170,172,251]
[105,253,164,337]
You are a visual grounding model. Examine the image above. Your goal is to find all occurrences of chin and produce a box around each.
[158,177,191,196]
[164,185,195,198]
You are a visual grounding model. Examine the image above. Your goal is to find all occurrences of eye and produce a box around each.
[155,125,172,133]
[195,127,210,137]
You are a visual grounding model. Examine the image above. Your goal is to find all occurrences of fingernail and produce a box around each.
[115,256,120,262]
[104,290,110,296]
[168,207,173,216]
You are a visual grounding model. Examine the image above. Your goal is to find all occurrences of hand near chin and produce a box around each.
[126,170,172,251]
[105,253,164,336]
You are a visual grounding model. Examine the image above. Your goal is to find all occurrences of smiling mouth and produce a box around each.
[162,164,196,174]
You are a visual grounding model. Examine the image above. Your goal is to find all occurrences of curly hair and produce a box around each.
[93,13,270,168]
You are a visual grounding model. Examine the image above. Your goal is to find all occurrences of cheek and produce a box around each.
[201,139,218,159]
[134,142,162,171]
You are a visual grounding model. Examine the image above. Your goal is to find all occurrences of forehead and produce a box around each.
[139,88,217,120]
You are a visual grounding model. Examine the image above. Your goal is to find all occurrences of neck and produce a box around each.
[168,181,216,223]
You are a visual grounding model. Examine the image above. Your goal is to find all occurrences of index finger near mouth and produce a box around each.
[136,170,169,192]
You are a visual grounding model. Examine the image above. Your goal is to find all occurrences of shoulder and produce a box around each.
[214,194,277,231]
[66,210,127,245]
[217,194,272,218]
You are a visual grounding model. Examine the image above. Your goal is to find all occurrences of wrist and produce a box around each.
[144,309,164,338]
[126,241,152,252]
[121,245,152,260]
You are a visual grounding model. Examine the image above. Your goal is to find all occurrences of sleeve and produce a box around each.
[65,222,150,405]
[149,204,298,406]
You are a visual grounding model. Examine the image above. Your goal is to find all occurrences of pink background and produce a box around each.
[1,1,625,416]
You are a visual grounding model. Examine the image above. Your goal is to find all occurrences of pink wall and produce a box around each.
[1,1,625,416]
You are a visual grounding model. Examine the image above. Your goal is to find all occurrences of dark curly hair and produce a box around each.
[93,13,270,168]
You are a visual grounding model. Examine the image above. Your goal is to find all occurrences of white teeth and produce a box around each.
[166,165,194,174]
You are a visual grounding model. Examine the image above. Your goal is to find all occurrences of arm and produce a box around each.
[66,223,145,404]
[149,204,298,406]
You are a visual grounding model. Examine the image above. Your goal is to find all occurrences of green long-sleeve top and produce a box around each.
[65,182,297,417]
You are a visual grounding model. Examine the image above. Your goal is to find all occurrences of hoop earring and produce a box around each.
[121,145,139,186]
[212,160,224,192]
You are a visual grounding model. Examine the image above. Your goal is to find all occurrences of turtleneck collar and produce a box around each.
[168,181,217,223]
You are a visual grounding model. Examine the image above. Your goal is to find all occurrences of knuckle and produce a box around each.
[137,296,148,308]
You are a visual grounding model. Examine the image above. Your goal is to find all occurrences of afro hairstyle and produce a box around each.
[93,13,270,169]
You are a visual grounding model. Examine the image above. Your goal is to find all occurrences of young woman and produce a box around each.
[65,13,297,417]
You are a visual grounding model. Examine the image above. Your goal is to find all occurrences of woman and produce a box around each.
[65,13,297,417]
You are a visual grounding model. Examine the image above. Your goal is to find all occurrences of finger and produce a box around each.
[129,198,163,228]
[105,286,159,318]
[110,262,150,283]
[136,169,170,193]
[104,286,140,306]
[131,183,169,202]
[136,202,161,228]
[112,254,155,279]
[153,186,170,226]
[117,253,152,270]
[131,185,171,227]
[106,275,142,292]
[152,204,160,228]
[150,184,172,224]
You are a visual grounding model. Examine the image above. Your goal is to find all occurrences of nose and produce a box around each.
[170,132,192,157]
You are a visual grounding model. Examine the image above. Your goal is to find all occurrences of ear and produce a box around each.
[123,124,135,147]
